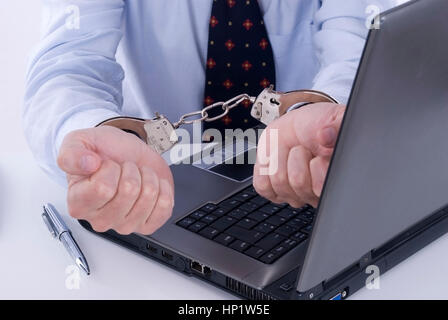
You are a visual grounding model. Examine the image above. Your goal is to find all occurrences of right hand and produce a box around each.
[57,126,174,235]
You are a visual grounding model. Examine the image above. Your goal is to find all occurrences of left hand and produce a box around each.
[253,102,346,208]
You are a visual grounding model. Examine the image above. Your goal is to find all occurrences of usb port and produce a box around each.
[161,250,173,261]
[145,243,158,254]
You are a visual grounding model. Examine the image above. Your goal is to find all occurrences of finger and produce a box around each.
[253,161,278,202]
[138,179,174,235]
[287,146,318,208]
[90,162,142,233]
[269,144,303,207]
[253,130,280,201]
[315,106,346,158]
[67,159,121,220]
[310,156,330,198]
[114,166,160,235]
[58,131,102,176]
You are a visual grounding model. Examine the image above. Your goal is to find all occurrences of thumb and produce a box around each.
[57,135,102,176]
[316,106,346,156]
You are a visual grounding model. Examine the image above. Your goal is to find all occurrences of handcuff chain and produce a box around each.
[173,94,256,128]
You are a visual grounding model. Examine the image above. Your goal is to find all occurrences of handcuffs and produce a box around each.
[97,85,338,154]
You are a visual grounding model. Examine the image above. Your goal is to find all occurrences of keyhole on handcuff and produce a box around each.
[270,98,280,105]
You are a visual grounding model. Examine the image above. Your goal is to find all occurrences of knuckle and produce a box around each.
[158,194,174,210]
[121,178,140,197]
[290,171,307,191]
[253,180,266,195]
[94,181,116,200]
[271,172,288,186]
[141,182,158,199]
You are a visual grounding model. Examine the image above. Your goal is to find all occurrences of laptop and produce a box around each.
[79,0,448,300]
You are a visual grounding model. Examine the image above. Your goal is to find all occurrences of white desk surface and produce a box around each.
[1,151,448,300]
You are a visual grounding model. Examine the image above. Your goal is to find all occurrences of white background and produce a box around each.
[4,0,448,301]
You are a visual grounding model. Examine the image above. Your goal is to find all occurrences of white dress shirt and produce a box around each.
[23,0,395,184]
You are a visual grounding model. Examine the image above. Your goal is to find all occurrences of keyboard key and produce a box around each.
[230,240,251,252]
[234,192,255,202]
[199,227,220,239]
[177,217,196,228]
[256,233,285,251]
[201,215,218,224]
[291,231,307,242]
[250,196,270,206]
[287,218,308,229]
[259,252,279,264]
[226,226,265,244]
[239,202,259,213]
[247,211,270,222]
[190,211,206,220]
[188,221,207,233]
[236,218,258,229]
[244,186,258,196]
[220,199,241,210]
[245,246,266,259]
[276,224,298,237]
[282,239,299,249]
[210,216,237,231]
[301,225,313,234]
[260,204,283,215]
[272,244,288,255]
[214,233,235,246]
[228,208,248,220]
[265,215,287,226]
[297,214,313,223]
[277,208,300,219]
[254,222,276,233]
[213,207,231,217]
[201,204,218,213]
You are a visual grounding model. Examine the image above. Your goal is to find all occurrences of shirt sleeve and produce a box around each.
[23,0,125,185]
[311,0,396,104]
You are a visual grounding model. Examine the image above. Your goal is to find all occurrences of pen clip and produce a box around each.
[42,208,57,238]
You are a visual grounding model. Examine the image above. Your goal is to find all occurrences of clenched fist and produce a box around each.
[253,103,345,208]
[57,126,174,235]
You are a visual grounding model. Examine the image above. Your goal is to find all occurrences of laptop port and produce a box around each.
[190,261,212,275]
[330,288,348,300]
[145,243,158,254]
[161,250,173,261]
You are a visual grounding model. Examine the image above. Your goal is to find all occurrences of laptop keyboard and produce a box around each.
[176,185,316,264]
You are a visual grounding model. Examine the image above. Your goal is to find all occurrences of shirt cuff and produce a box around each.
[54,108,121,160]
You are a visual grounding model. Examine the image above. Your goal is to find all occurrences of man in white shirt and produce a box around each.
[23,0,395,235]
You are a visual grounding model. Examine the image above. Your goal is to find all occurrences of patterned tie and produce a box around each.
[203,0,276,135]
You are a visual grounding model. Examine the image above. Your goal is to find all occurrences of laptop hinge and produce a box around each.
[358,251,374,269]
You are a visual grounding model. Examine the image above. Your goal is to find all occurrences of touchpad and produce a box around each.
[209,162,254,182]
[208,149,255,182]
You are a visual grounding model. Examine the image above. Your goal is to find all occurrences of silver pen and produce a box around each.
[42,203,90,275]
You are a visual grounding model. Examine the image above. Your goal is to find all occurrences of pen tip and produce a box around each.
[76,258,91,275]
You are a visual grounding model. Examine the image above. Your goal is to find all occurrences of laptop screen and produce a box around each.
[297,0,448,293]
